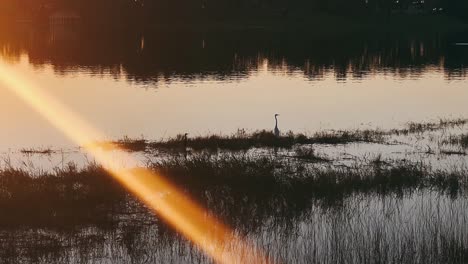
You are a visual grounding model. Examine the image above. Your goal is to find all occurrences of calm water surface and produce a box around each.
[0,28,467,150]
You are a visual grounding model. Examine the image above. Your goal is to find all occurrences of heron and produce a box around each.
[274,114,280,137]
[183,133,189,158]
[183,133,189,149]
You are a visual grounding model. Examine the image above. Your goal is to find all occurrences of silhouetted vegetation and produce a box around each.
[0,163,127,228]
[97,136,148,152]
[1,153,467,228]
[404,118,468,134]
[293,146,330,162]
[97,129,385,152]
[2,117,468,262]
[20,147,55,155]
[90,118,468,153]
[459,134,468,148]
[1,152,468,263]
[444,133,468,149]
[1,0,468,28]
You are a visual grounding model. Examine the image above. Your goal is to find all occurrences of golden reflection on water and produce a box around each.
[0,61,268,264]
[0,56,467,150]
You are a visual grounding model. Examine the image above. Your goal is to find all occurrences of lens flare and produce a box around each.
[0,62,268,264]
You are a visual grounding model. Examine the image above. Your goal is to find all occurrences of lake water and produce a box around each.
[0,27,467,151]
[2,25,468,264]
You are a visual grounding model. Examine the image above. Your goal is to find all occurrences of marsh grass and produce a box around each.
[3,117,468,263]
[91,118,468,153]
[152,130,300,150]
[102,129,387,153]
[293,146,330,162]
[115,136,148,152]
[90,136,147,152]
[440,149,467,156]
[0,153,465,227]
[444,134,468,149]
[1,152,468,263]
[20,147,55,155]
[0,163,128,228]
[461,134,468,148]
[393,118,468,135]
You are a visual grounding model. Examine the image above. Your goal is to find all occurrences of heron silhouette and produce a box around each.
[183,133,189,158]
[183,133,189,149]
[274,114,280,137]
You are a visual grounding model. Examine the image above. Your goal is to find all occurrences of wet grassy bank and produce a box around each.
[1,152,467,227]
[93,118,468,153]
[1,152,468,263]
[2,117,468,263]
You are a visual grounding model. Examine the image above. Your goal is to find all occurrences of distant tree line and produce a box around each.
[1,0,467,25]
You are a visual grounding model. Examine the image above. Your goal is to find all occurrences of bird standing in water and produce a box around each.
[274,114,280,137]
[183,133,189,158]
[183,133,189,149]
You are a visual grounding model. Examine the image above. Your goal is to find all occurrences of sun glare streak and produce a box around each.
[0,62,268,264]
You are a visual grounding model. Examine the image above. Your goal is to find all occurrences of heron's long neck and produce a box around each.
[275,116,278,127]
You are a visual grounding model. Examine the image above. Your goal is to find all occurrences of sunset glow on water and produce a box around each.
[1,14,468,263]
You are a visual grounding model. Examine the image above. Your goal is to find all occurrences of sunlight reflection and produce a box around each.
[0,62,268,264]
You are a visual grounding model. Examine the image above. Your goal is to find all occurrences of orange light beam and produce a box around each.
[0,62,268,264]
